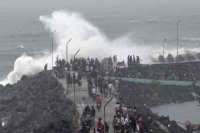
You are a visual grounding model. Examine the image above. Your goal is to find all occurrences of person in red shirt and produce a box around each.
[96,95,101,104]
[97,118,103,133]
[136,116,142,133]
[96,95,102,110]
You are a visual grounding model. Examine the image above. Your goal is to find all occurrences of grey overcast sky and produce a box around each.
[1,0,200,25]
[1,0,200,15]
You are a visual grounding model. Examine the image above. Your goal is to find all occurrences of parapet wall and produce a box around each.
[105,76,195,86]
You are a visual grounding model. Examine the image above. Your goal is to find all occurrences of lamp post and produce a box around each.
[73,49,81,115]
[103,96,114,132]
[163,38,166,63]
[177,20,181,63]
[52,30,56,69]
[66,38,72,93]
[66,38,72,63]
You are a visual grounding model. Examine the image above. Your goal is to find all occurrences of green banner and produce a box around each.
[104,77,194,86]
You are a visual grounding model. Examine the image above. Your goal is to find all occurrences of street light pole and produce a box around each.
[177,20,181,63]
[52,30,56,69]
[73,49,81,115]
[66,38,72,93]
[103,96,114,132]
[163,38,166,63]
[66,38,72,63]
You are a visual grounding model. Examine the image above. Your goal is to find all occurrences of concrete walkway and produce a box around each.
[58,78,116,133]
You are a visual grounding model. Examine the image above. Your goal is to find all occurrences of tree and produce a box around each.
[197,53,200,60]
[185,53,195,61]
[109,56,113,68]
[166,53,174,63]
[158,55,165,62]
[196,53,200,60]
[177,55,185,62]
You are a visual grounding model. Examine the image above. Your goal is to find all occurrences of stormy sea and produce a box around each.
[1,0,200,85]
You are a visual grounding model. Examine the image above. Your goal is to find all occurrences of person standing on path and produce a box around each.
[104,122,109,133]
[81,97,85,115]
[129,114,136,133]
[96,95,102,110]
[113,116,118,133]
[103,79,107,97]
[108,82,113,97]
[115,78,119,92]
[97,118,103,133]
[91,106,96,123]
[92,87,96,101]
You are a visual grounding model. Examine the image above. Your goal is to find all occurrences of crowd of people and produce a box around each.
[81,73,152,133]
[51,54,198,133]
[81,76,170,133]
[79,76,108,133]
[113,101,151,133]
[54,55,67,79]
[108,61,200,82]
[127,55,141,67]
[53,56,103,89]
[53,53,200,83]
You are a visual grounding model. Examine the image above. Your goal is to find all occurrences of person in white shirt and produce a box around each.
[115,78,119,91]
[92,87,96,94]
[86,65,90,72]
[124,117,129,125]
[124,117,130,133]
[90,66,93,71]
[121,117,125,125]
[121,116,125,132]
[86,59,89,65]
[91,87,96,101]
[81,97,85,115]
[108,83,112,97]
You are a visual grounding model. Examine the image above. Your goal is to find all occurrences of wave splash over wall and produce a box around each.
[0,10,152,85]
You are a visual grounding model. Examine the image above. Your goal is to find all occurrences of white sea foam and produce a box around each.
[0,53,47,85]
[119,20,140,23]
[182,37,200,42]
[17,45,24,49]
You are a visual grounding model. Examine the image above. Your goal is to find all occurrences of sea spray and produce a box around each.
[39,11,152,61]
[0,10,174,85]
[0,53,45,85]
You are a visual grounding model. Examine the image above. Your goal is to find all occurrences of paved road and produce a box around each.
[58,78,116,133]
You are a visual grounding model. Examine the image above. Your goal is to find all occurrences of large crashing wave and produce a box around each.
[0,53,43,85]
[39,11,152,60]
[0,10,157,85]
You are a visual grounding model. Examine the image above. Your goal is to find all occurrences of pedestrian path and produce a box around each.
[58,78,116,133]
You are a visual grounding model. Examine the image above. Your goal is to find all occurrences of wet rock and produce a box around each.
[0,95,17,105]
[0,71,77,133]
[170,121,186,133]
[21,75,28,81]
[6,112,28,128]
[15,101,27,112]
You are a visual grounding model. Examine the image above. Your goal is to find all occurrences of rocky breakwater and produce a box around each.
[119,80,199,107]
[116,80,198,133]
[0,71,77,133]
